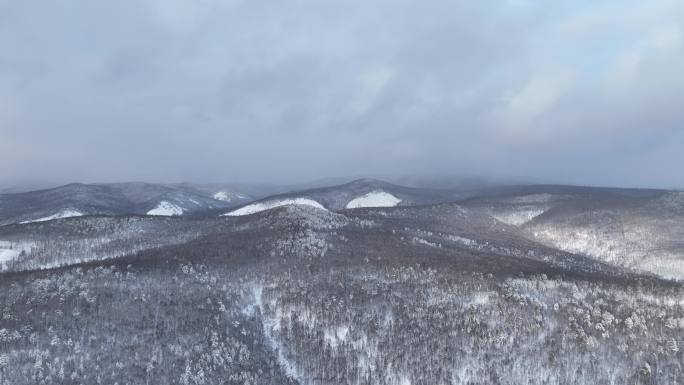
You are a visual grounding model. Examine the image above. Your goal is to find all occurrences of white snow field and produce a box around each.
[213,191,248,202]
[223,198,327,216]
[146,201,184,216]
[346,191,401,209]
[20,209,84,224]
[0,241,33,268]
[0,241,19,265]
[213,191,230,201]
[490,208,546,226]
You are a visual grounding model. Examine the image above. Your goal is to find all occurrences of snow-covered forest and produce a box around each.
[0,191,682,384]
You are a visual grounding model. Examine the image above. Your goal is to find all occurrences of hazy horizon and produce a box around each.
[2,172,681,194]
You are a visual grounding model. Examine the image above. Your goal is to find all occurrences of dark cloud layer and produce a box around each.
[1,0,683,188]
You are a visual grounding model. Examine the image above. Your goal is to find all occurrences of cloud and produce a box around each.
[500,68,576,138]
[0,0,682,188]
[349,65,396,116]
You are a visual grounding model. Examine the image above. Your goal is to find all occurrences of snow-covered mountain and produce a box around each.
[0,182,253,224]
[2,178,446,224]
[461,185,684,279]
[223,198,327,216]
[222,178,466,214]
[345,190,402,208]
[19,208,84,224]
[0,180,682,384]
[1,191,681,385]
[212,191,250,202]
[146,201,184,216]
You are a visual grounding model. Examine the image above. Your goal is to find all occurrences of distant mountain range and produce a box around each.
[1,177,681,279]
[0,182,255,225]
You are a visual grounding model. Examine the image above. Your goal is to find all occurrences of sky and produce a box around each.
[1,0,683,188]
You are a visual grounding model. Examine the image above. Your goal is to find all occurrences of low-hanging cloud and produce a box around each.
[1,0,683,188]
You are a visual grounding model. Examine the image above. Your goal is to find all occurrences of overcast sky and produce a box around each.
[1,0,683,188]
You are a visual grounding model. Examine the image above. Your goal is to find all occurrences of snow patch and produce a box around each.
[213,191,230,201]
[0,241,32,268]
[213,191,248,202]
[413,237,441,248]
[505,194,564,204]
[0,248,18,264]
[0,242,19,265]
[466,292,492,307]
[491,208,546,226]
[146,201,184,216]
[444,234,478,247]
[324,326,350,348]
[346,191,401,209]
[223,198,327,216]
[20,209,83,224]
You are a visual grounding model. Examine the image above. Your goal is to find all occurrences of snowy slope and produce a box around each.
[223,198,327,216]
[0,241,33,268]
[490,208,547,226]
[147,201,184,216]
[237,178,464,211]
[346,191,401,209]
[213,191,249,202]
[0,248,18,265]
[0,182,243,225]
[0,241,20,265]
[460,189,684,279]
[19,209,84,224]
